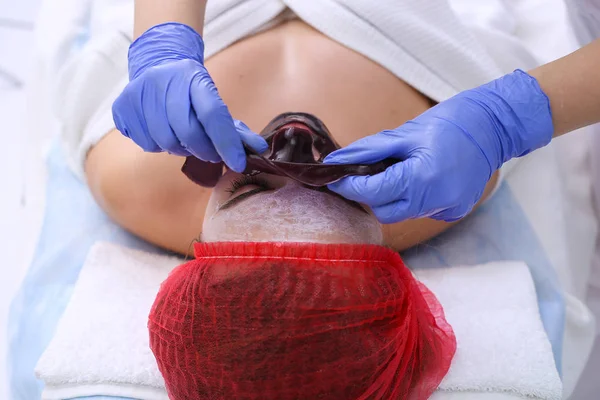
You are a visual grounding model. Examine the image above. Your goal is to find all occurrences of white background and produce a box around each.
[0,1,43,399]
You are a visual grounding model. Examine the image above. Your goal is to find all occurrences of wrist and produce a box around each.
[128,22,205,80]
[477,70,554,164]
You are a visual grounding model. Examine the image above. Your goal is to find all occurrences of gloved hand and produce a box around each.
[112,23,267,172]
[324,70,554,223]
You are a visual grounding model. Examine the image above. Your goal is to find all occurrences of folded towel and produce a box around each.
[35,243,180,400]
[415,265,562,399]
[35,242,562,400]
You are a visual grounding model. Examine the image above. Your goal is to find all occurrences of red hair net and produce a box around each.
[148,242,456,400]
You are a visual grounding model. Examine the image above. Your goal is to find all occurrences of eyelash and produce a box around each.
[226,175,270,194]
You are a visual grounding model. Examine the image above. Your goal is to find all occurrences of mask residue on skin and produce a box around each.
[202,185,383,244]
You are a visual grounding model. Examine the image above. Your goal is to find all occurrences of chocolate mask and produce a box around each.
[182,112,398,187]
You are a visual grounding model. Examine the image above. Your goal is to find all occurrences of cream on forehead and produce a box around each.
[202,185,383,244]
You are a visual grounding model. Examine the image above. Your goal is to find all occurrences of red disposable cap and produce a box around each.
[149,242,456,399]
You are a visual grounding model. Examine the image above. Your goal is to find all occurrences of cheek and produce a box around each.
[203,193,220,222]
[203,174,243,221]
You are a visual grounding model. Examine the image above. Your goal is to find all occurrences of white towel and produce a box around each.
[415,266,562,399]
[36,242,562,399]
[35,243,181,400]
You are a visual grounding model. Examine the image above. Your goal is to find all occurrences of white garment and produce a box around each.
[565,0,600,45]
[35,242,562,400]
[562,1,600,398]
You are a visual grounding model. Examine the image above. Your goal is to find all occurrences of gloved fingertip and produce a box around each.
[326,177,374,205]
[245,134,269,154]
[257,143,269,154]
[234,119,251,132]
[323,149,369,165]
[230,163,246,174]
[167,148,192,157]
[326,178,352,195]
[324,186,341,200]
[227,152,247,173]
[237,120,268,154]
[326,180,342,191]
[323,153,347,165]
[188,146,222,164]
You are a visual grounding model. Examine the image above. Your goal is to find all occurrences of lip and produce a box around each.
[259,113,341,152]
[260,113,341,163]
[272,119,322,136]
[277,121,316,131]
[262,113,328,135]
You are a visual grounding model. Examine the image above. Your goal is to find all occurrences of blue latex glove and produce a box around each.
[112,23,267,172]
[324,70,554,223]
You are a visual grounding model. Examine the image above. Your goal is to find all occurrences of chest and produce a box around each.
[206,20,432,146]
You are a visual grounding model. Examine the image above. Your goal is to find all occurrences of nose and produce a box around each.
[270,126,320,163]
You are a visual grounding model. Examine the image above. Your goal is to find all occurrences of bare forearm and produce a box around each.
[134,0,207,38]
[529,39,600,137]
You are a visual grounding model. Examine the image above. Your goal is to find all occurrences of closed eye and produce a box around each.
[219,175,271,210]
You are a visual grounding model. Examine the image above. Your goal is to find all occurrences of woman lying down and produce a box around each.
[47,1,562,399]
[148,112,460,399]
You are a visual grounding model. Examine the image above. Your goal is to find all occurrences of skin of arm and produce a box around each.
[134,0,207,38]
[529,38,600,137]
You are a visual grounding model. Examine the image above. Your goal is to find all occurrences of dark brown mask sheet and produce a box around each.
[182,112,397,187]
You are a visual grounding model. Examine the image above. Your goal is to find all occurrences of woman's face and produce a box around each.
[202,171,383,244]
